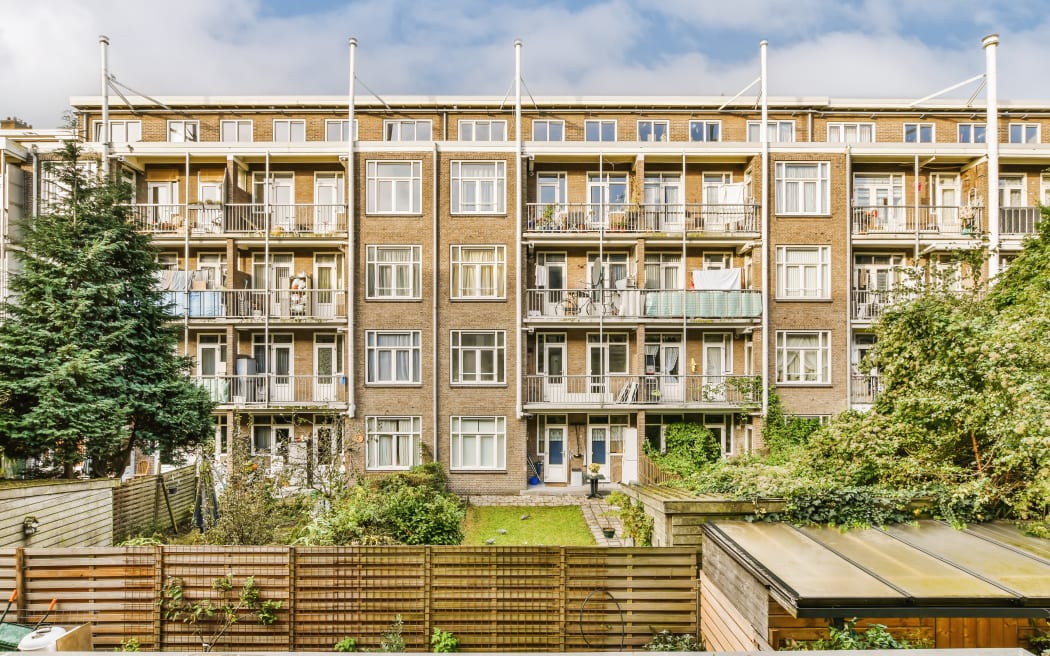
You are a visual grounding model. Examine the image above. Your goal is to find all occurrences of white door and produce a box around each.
[588,336,628,399]
[702,334,731,401]
[701,172,731,230]
[854,174,905,231]
[644,174,682,231]
[587,426,610,479]
[587,173,628,227]
[544,425,567,483]
[198,181,223,232]
[705,416,730,457]
[659,343,683,401]
[148,181,179,227]
[254,254,293,316]
[314,335,338,402]
[270,338,294,402]
[257,172,295,231]
[537,253,566,316]
[539,336,566,402]
[314,254,341,318]
[197,335,227,402]
[314,173,344,233]
[932,174,960,230]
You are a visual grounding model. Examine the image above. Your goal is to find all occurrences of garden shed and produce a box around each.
[700,520,1050,652]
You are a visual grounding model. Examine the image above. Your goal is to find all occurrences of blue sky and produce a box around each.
[2,0,1049,128]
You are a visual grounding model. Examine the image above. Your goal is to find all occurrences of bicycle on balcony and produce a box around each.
[553,287,619,317]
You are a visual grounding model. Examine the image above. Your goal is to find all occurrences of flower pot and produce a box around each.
[602,528,616,539]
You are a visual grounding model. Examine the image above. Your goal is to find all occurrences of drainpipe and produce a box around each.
[1,150,6,303]
[913,154,920,263]
[845,146,853,407]
[983,34,1000,276]
[432,140,439,460]
[184,151,191,357]
[680,152,687,393]
[100,35,111,179]
[264,151,271,406]
[515,39,524,420]
[759,40,770,423]
[347,37,357,419]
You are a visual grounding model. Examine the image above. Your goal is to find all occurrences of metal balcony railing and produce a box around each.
[127,203,348,236]
[850,289,915,321]
[196,374,348,405]
[851,205,983,237]
[525,202,758,234]
[160,289,347,320]
[851,374,881,405]
[999,206,1041,235]
[523,374,761,407]
[524,288,762,320]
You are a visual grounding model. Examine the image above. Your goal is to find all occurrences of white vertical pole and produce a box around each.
[347,37,357,419]
[100,35,111,178]
[759,40,770,423]
[515,39,524,420]
[983,34,1000,276]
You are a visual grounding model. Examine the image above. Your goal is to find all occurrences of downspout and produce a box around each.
[983,34,1000,276]
[100,35,111,179]
[680,152,687,394]
[184,151,191,357]
[432,140,439,460]
[264,151,271,406]
[1,150,6,303]
[759,40,770,422]
[598,152,604,385]
[913,154,920,263]
[347,38,357,419]
[845,146,853,407]
[515,39,524,420]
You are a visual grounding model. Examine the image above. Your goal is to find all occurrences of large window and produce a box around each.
[384,120,432,141]
[451,331,506,385]
[220,120,253,142]
[747,120,795,142]
[325,119,357,141]
[903,123,935,143]
[451,245,505,299]
[366,331,421,384]
[776,331,831,384]
[450,416,506,470]
[450,161,506,214]
[459,120,507,141]
[167,120,199,142]
[584,119,617,142]
[689,120,721,142]
[366,161,422,214]
[958,123,986,144]
[366,245,421,299]
[1008,123,1040,144]
[532,120,564,142]
[93,120,141,143]
[775,162,830,215]
[638,120,669,142]
[273,119,306,142]
[366,416,421,470]
[777,246,830,299]
[827,122,875,143]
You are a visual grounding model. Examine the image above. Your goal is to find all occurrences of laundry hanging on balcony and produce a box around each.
[289,272,309,315]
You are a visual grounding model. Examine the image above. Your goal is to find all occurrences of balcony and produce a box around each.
[127,203,347,237]
[850,374,880,406]
[999,207,1041,236]
[196,374,348,406]
[851,205,983,237]
[850,289,915,322]
[524,288,762,321]
[523,374,761,409]
[525,203,758,234]
[161,289,347,320]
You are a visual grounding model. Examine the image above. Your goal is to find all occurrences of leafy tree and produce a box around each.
[0,143,214,476]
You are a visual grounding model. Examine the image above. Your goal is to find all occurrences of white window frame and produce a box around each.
[366,160,422,214]
[776,246,831,299]
[1008,123,1040,144]
[637,120,670,142]
[532,119,564,142]
[458,120,507,142]
[450,161,506,214]
[450,330,506,385]
[272,119,306,143]
[92,120,142,143]
[450,416,506,471]
[903,123,935,143]
[827,122,876,143]
[450,245,506,299]
[366,416,422,471]
[325,119,358,142]
[957,123,986,144]
[384,119,432,141]
[365,330,422,385]
[747,120,795,142]
[775,161,831,215]
[251,422,292,457]
[220,120,253,143]
[689,120,722,142]
[584,119,617,142]
[366,245,422,299]
[166,120,199,143]
[776,331,831,384]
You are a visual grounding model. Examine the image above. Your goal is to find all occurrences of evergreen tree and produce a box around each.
[0,143,214,477]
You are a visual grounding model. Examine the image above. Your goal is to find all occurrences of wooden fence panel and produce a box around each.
[112,466,196,542]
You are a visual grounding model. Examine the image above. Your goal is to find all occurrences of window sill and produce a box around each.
[450,468,507,474]
[775,382,833,387]
[364,382,423,388]
[775,213,832,218]
[450,382,508,388]
[365,297,423,302]
[450,297,507,302]
[774,297,832,302]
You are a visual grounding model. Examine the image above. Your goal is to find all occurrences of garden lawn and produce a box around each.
[462,505,596,546]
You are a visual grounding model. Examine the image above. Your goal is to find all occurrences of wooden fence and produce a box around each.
[0,545,700,652]
[0,479,118,548]
[112,466,197,542]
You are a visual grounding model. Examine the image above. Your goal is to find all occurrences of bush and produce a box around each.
[430,628,459,652]
[643,629,704,651]
[334,636,357,652]
[645,422,721,476]
[786,618,927,650]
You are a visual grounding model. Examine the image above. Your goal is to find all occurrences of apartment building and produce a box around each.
[1,86,1046,494]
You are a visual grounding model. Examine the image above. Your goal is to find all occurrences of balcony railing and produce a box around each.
[196,374,348,405]
[850,289,915,321]
[1000,206,1041,236]
[851,205,983,237]
[127,203,347,236]
[523,374,761,407]
[525,203,758,234]
[161,289,347,320]
[524,288,762,320]
[851,374,880,405]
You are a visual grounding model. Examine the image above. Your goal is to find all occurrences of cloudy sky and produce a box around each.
[1,0,1048,128]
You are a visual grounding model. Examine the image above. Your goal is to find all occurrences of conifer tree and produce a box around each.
[0,143,214,477]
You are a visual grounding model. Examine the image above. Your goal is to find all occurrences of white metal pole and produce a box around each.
[515,39,524,420]
[347,37,357,419]
[759,40,770,424]
[100,35,110,178]
[983,34,1000,276]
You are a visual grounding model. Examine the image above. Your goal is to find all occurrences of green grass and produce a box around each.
[462,505,596,546]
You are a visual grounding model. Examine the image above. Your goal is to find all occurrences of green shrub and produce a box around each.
[380,615,406,652]
[334,636,357,652]
[430,627,459,652]
[786,618,927,650]
[643,629,704,651]
[606,491,653,546]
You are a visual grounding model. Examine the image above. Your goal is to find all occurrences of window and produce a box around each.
[450,161,506,214]
[384,119,432,141]
[325,119,357,141]
[584,119,616,142]
[903,123,934,143]
[459,120,507,141]
[93,120,141,143]
[451,331,505,385]
[638,120,669,142]
[366,161,422,214]
[532,119,564,141]
[644,252,682,289]
[252,422,291,457]
[220,120,253,142]
[777,246,831,299]
[451,245,505,299]
[775,162,830,215]
[1008,123,1040,144]
[827,122,875,143]
[958,123,986,144]
[366,416,421,470]
[747,120,795,142]
[366,245,421,299]
[166,120,199,142]
[450,416,506,470]
[273,119,306,142]
[776,331,831,384]
[366,331,421,384]
[689,120,721,142]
